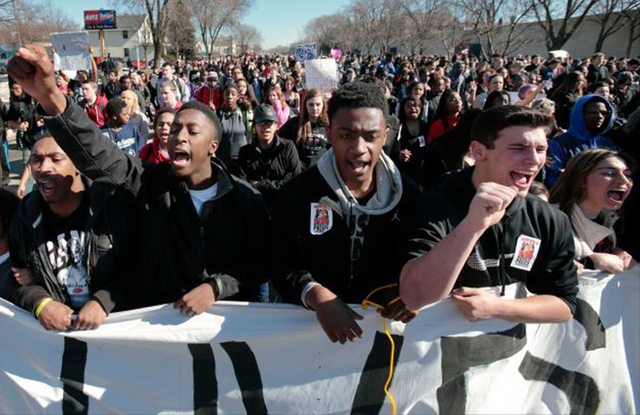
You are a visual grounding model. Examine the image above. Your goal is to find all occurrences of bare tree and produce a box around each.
[589,0,640,53]
[456,0,533,59]
[232,23,262,53]
[187,0,252,59]
[623,7,640,56]
[529,0,599,51]
[165,0,197,59]
[399,0,448,54]
[112,0,173,68]
[303,13,350,51]
[0,0,78,44]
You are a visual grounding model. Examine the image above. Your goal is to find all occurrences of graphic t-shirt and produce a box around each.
[43,193,91,310]
[101,123,146,156]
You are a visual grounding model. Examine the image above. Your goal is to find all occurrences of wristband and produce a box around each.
[34,298,53,319]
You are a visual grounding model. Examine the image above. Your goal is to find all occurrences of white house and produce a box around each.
[87,14,155,65]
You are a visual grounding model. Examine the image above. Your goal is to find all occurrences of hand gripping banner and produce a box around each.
[0,269,638,414]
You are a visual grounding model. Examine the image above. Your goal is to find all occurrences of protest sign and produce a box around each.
[1,269,637,414]
[305,59,339,89]
[295,43,317,61]
[50,31,92,72]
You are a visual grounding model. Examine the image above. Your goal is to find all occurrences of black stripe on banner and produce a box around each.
[573,298,606,351]
[350,331,404,415]
[220,341,269,415]
[519,351,600,415]
[60,337,89,415]
[437,323,527,414]
[188,343,218,415]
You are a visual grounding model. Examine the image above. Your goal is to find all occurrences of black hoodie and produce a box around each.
[410,168,578,313]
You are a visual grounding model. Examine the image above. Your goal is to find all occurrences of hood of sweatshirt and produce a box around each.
[317,148,403,221]
[567,94,615,141]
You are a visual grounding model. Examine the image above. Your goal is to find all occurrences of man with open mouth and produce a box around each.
[272,82,422,344]
[8,135,137,331]
[400,105,579,324]
[8,45,269,317]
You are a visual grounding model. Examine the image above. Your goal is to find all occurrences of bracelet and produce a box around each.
[34,298,53,319]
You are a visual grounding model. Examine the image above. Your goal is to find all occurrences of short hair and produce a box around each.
[153,106,176,131]
[471,105,552,149]
[162,62,173,69]
[177,101,223,143]
[427,76,445,87]
[119,75,131,84]
[106,98,128,118]
[327,81,388,122]
[81,81,98,90]
[159,80,177,92]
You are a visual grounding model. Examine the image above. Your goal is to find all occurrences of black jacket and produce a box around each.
[41,97,270,307]
[238,136,302,208]
[412,168,578,313]
[271,166,422,305]
[9,178,137,314]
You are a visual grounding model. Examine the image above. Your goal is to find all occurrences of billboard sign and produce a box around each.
[84,10,117,30]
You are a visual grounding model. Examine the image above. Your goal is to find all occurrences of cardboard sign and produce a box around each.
[50,31,92,72]
[305,59,339,89]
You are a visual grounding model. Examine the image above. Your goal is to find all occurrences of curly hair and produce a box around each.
[327,81,388,122]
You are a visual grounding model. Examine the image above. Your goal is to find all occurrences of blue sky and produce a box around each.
[60,0,345,49]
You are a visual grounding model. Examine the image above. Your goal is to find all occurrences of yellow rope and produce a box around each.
[361,284,399,415]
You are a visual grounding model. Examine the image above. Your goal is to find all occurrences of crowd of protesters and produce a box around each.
[0,45,637,342]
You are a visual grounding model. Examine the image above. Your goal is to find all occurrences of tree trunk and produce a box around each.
[153,39,162,68]
[627,24,635,57]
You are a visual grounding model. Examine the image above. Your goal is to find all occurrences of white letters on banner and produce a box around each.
[0,269,638,414]
[295,43,317,62]
[305,59,339,90]
[50,31,92,72]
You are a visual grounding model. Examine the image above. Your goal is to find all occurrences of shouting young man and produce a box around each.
[8,45,269,316]
[400,106,578,322]
[272,82,421,344]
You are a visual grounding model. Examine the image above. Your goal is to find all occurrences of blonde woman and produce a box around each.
[121,89,150,141]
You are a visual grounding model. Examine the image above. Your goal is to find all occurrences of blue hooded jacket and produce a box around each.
[545,95,617,187]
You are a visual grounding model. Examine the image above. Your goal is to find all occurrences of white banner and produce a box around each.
[0,269,638,414]
[50,31,92,72]
[305,59,339,90]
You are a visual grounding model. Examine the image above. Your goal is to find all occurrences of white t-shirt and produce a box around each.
[189,183,219,216]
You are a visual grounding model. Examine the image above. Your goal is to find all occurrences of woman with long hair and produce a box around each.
[237,78,259,109]
[266,85,290,129]
[428,90,463,143]
[550,71,585,129]
[549,149,635,273]
[278,88,329,168]
[283,77,300,116]
[139,107,176,164]
[397,95,430,183]
[121,89,150,140]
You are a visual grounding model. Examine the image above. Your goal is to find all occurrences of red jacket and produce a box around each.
[139,134,170,164]
[195,85,223,109]
[82,95,109,127]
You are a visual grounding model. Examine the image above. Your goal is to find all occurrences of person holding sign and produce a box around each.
[272,82,421,344]
[400,106,578,322]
